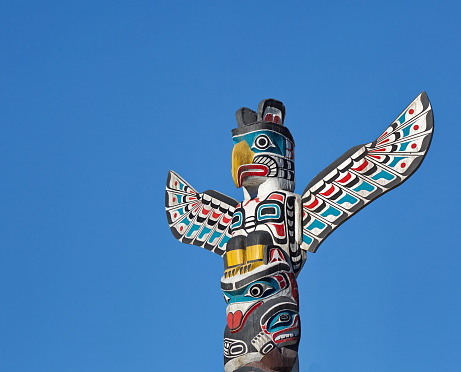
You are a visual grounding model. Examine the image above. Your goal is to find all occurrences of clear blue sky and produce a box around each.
[1,1,459,371]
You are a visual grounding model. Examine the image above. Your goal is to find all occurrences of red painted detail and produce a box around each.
[189,196,197,200]
[272,223,286,237]
[369,155,381,159]
[414,125,419,130]
[302,211,307,218]
[352,160,369,172]
[411,143,417,149]
[370,148,386,152]
[269,249,285,263]
[377,131,388,140]
[227,310,243,330]
[221,215,231,224]
[229,302,263,333]
[202,208,211,215]
[273,115,281,124]
[320,184,335,197]
[288,273,299,303]
[337,172,352,183]
[174,181,178,186]
[188,189,195,193]
[272,318,300,344]
[172,197,177,202]
[212,211,221,219]
[191,203,198,208]
[173,213,178,218]
[409,109,415,115]
[179,226,184,231]
[377,138,390,146]
[304,197,319,209]
[274,274,287,289]
[244,199,258,207]
[280,279,287,290]
[237,164,269,187]
[268,193,284,202]
[264,113,273,122]
[401,163,406,168]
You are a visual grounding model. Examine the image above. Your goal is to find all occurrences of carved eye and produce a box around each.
[257,203,281,221]
[260,206,276,216]
[244,282,274,298]
[273,313,292,327]
[252,134,274,151]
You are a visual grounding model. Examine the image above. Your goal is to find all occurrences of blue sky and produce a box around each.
[1,1,460,371]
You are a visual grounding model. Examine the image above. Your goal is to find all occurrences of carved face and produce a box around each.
[260,302,300,346]
[221,247,300,370]
[231,125,295,191]
[222,271,296,332]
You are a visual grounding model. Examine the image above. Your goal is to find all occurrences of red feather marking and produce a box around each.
[377,131,388,141]
[304,198,319,209]
[221,215,231,224]
[352,160,369,172]
[370,148,386,152]
[337,172,352,183]
[320,185,335,196]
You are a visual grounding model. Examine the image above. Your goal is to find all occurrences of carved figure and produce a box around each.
[165,93,433,372]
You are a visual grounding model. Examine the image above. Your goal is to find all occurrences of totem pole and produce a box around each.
[165,93,433,372]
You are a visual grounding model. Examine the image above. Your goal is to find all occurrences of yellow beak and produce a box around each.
[231,141,254,187]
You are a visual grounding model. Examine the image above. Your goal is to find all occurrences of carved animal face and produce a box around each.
[232,127,295,190]
[221,247,300,370]
[231,99,295,191]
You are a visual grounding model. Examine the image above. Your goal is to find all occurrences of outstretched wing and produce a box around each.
[165,170,239,256]
[301,92,434,253]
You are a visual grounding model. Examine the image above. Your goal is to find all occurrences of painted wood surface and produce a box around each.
[165,94,433,372]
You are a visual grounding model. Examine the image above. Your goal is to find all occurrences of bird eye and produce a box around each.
[252,135,274,150]
[244,282,274,298]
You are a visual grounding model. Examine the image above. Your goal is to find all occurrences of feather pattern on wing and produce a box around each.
[165,171,238,256]
[301,92,434,253]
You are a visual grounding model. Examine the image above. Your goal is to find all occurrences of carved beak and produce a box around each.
[232,141,254,187]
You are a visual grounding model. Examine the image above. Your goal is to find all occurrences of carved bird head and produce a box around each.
[232,99,295,192]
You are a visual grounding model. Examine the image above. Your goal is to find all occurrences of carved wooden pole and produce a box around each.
[165,94,433,372]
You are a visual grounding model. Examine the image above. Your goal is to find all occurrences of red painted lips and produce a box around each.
[227,310,243,330]
[226,302,263,333]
